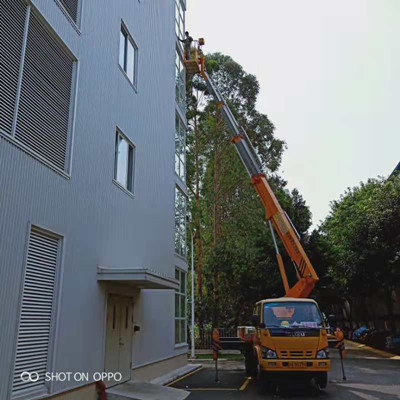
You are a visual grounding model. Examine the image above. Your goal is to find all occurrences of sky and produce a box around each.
[187,0,400,228]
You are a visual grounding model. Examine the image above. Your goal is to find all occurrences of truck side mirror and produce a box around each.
[251,314,260,327]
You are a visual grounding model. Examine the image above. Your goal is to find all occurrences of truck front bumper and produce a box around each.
[260,359,330,372]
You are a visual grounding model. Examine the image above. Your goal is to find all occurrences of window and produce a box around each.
[175,187,187,257]
[175,268,186,344]
[0,0,75,173]
[12,227,61,396]
[263,301,324,328]
[119,23,138,87]
[114,130,135,193]
[175,50,186,112]
[175,0,185,49]
[175,113,186,180]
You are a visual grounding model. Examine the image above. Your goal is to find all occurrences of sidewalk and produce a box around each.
[345,339,400,360]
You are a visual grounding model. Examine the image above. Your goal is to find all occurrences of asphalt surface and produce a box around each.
[171,342,400,399]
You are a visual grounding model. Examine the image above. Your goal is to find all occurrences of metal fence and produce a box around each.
[188,327,238,350]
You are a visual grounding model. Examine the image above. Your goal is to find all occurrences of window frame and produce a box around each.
[119,22,138,90]
[113,129,136,195]
[175,268,187,345]
[175,0,185,50]
[174,187,187,258]
[175,49,186,112]
[175,112,186,181]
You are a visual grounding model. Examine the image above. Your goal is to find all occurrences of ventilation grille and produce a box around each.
[0,0,26,134]
[12,228,60,394]
[279,350,313,359]
[15,12,74,171]
[59,0,78,23]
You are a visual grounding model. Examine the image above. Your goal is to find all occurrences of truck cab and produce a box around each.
[247,297,330,389]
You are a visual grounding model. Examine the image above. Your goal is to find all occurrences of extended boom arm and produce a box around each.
[188,46,318,298]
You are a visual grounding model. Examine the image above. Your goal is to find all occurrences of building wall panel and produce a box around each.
[0,0,186,397]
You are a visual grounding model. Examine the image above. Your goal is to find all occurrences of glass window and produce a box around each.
[119,24,137,86]
[175,0,185,50]
[175,268,187,344]
[175,113,186,180]
[175,50,186,112]
[114,131,135,192]
[263,301,324,328]
[127,40,135,83]
[175,187,187,257]
[119,30,126,69]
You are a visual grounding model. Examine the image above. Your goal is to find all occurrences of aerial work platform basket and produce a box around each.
[184,38,205,75]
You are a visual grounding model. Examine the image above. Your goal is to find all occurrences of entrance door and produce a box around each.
[104,295,133,387]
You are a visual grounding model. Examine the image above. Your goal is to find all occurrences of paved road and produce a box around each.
[172,342,400,399]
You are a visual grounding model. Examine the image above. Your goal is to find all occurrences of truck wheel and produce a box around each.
[310,377,321,396]
[257,374,277,395]
[244,352,258,378]
[265,382,278,394]
[317,372,328,389]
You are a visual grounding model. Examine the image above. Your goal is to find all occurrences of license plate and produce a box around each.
[290,361,307,368]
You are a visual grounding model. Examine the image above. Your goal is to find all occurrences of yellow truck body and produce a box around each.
[246,298,330,388]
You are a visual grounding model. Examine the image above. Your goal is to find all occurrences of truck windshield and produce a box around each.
[263,301,323,328]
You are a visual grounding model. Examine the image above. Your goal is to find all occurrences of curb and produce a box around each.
[151,364,203,386]
[189,358,244,363]
[166,365,204,387]
[345,339,400,359]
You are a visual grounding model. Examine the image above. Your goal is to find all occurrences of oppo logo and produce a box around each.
[20,372,40,382]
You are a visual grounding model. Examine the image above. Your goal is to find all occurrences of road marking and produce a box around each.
[348,390,380,400]
[239,377,251,391]
[166,366,203,387]
[338,383,400,397]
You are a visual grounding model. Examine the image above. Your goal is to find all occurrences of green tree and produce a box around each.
[316,177,400,332]
[185,53,313,327]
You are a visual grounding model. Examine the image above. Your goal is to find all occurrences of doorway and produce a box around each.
[104,295,134,387]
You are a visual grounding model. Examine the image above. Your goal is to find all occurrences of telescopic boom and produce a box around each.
[186,40,318,298]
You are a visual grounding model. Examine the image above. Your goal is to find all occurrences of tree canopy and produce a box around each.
[316,177,400,294]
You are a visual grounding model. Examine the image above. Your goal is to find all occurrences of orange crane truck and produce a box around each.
[185,40,331,391]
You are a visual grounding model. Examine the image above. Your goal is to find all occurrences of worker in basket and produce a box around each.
[179,31,193,60]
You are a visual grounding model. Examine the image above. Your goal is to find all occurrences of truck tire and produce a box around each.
[264,381,278,394]
[244,351,258,378]
[317,372,328,389]
[310,377,321,396]
[257,372,277,395]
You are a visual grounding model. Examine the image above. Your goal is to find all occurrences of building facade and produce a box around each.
[0,0,188,399]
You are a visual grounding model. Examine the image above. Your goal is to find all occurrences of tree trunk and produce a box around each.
[235,298,245,327]
[212,128,220,327]
[384,285,396,335]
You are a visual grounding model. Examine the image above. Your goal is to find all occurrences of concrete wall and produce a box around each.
[0,0,188,398]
